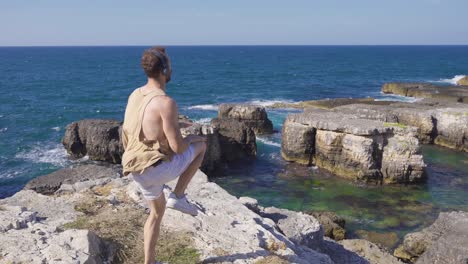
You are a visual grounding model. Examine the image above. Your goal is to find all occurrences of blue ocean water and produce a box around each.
[1,46,467,240]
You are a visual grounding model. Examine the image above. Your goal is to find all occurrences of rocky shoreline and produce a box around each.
[1,81,468,263]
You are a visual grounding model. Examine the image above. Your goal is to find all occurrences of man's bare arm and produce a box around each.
[160,98,191,154]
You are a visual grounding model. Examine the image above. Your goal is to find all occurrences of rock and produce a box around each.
[270,98,394,110]
[308,211,346,241]
[339,239,403,264]
[432,108,468,152]
[0,205,37,232]
[62,119,124,163]
[281,110,426,184]
[218,104,274,134]
[258,206,324,250]
[457,75,468,86]
[24,163,122,195]
[211,118,257,162]
[382,83,468,103]
[393,211,468,264]
[180,122,223,175]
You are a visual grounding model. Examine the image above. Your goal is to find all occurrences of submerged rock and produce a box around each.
[394,211,468,264]
[218,104,274,134]
[308,211,346,241]
[281,110,426,184]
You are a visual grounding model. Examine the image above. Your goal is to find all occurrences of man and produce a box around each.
[121,46,207,264]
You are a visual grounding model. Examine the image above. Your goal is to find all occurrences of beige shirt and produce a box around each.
[121,88,173,176]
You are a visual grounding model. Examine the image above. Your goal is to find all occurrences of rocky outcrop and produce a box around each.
[307,211,346,241]
[2,164,405,264]
[281,110,426,184]
[24,163,122,195]
[271,98,393,110]
[218,104,274,134]
[393,211,468,264]
[332,101,468,152]
[211,118,257,162]
[456,75,468,86]
[62,119,123,163]
[382,83,468,103]
[62,117,257,177]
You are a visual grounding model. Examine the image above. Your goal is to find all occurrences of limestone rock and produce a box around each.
[339,239,403,264]
[180,122,223,174]
[394,211,468,264]
[24,163,122,195]
[218,104,274,134]
[211,118,257,162]
[433,108,468,152]
[0,205,37,232]
[281,110,426,184]
[62,119,123,163]
[382,82,468,103]
[457,75,468,86]
[308,211,346,241]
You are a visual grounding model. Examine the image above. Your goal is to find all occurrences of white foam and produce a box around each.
[188,104,219,111]
[0,128,7,133]
[51,127,60,131]
[434,75,466,85]
[257,137,281,148]
[249,99,296,107]
[375,92,422,103]
[15,143,69,167]
[194,118,212,125]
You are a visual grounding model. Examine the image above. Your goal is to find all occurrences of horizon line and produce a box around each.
[1,44,468,48]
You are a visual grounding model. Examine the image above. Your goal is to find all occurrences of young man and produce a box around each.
[121,46,207,264]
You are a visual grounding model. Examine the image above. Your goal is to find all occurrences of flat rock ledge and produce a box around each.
[393,211,468,264]
[281,110,426,184]
[382,83,468,103]
[0,166,401,264]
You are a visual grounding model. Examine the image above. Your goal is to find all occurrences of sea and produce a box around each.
[1,46,467,246]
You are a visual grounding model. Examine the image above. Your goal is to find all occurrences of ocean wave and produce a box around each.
[194,118,212,125]
[374,92,422,103]
[51,126,60,131]
[0,128,7,133]
[433,75,466,85]
[257,136,281,148]
[15,143,70,167]
[188,104,219,111]
[249,99,296,107]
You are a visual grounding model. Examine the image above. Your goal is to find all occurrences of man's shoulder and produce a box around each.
[148,94,175,112]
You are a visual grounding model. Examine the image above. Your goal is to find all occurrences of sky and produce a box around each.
[0,0,467,46]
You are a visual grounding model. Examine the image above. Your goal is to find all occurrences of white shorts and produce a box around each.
[130,144,196,200]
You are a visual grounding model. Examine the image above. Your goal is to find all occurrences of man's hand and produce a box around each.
[185,134,207,143]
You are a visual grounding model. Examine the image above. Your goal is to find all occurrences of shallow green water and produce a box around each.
[213,142,468,248]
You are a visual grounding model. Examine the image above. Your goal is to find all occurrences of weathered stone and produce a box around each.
[180,123,223,175]
[62,119,123,163]
[456,75,468,86]
[24,163,122,195]
[270,97,394,110]
[258,206,324,250]
[308,211,346,241]
[211,118,257,162]
[339,239,403,264]
[382,83,468,103]
[432,108,468,152]
[355,230,399,250]
[0,205,37,232]
[218,104,274,134]
[394,211,468,263]
[281,110,426,184]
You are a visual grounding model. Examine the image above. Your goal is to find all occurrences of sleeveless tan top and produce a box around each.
[121,88,174,176]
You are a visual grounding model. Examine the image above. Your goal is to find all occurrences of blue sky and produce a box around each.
[1,0,467,46]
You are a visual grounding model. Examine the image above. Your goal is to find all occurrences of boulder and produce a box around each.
[382,83,468,103]
[218,104,274,134]
[62,119,123,163]
[211,118,257,162]
[24,163,122,195]
[307,211,346,241]
[338,239,403,264]
[180,122,223,175]
[281,110,426,184]
[432,108,468,152]
[394,211,468,263]
[457,75,468,86]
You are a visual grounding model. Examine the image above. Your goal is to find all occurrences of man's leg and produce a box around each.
[173,141,207,197]
[144,194,166,264]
